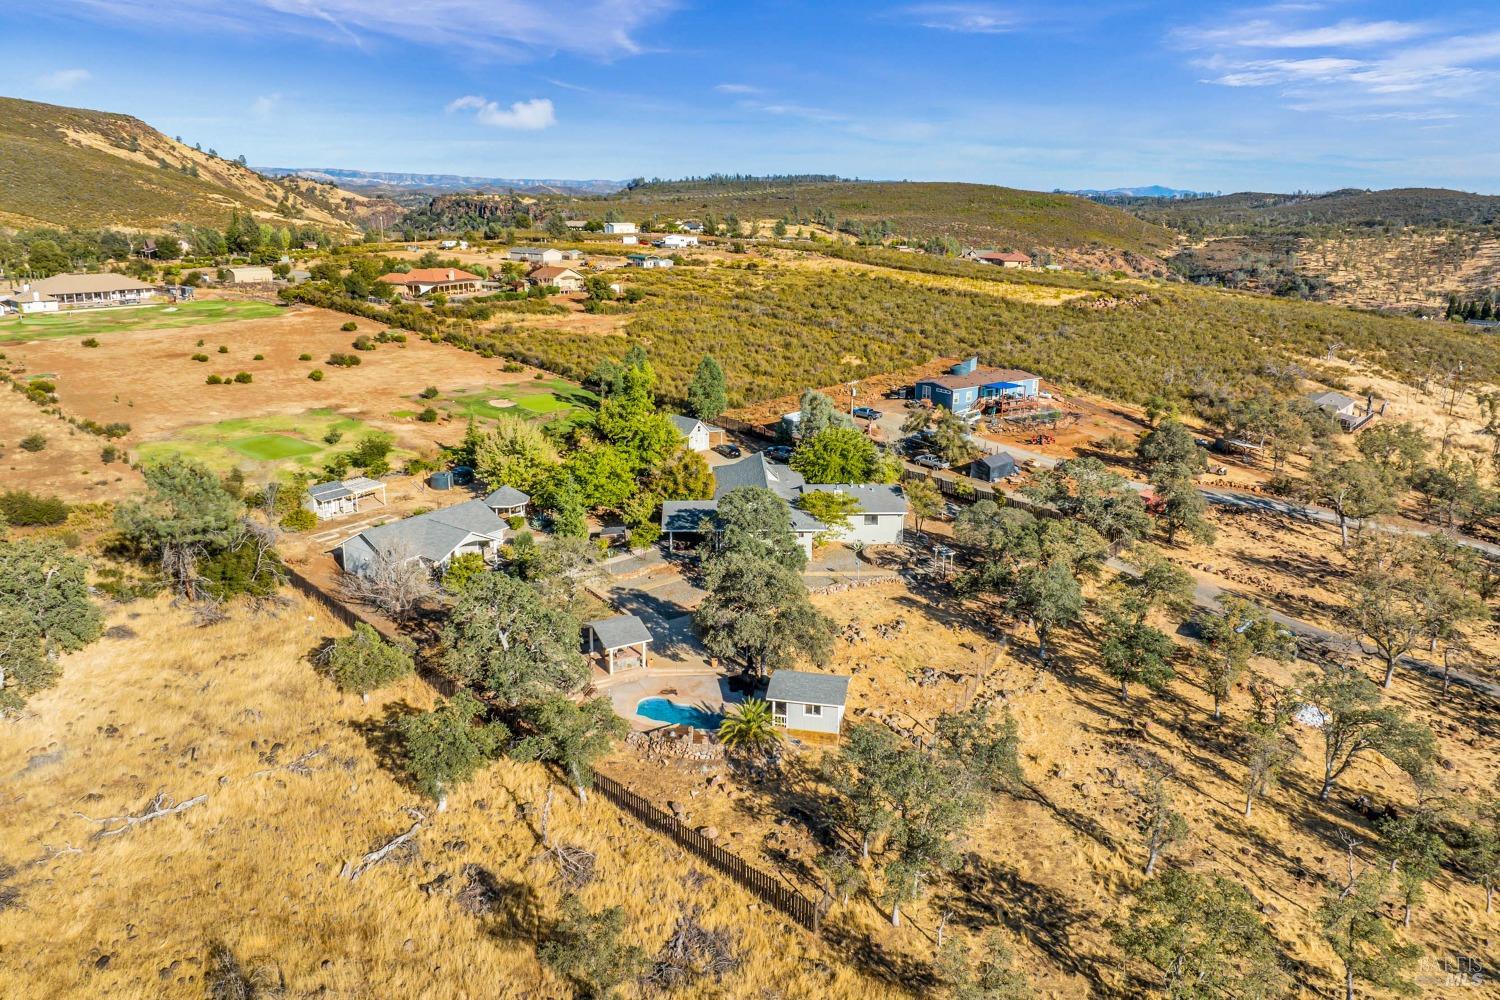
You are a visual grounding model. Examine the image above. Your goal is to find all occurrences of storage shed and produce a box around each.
[764,670,850,736]
[969,452,1017,483]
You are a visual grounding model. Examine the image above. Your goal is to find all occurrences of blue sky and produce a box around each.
[7,1,1500,192]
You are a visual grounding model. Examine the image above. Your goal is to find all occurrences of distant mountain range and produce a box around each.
[1066,185,1217,200]
[261,167,627,196]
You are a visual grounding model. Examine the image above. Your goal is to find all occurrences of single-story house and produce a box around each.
[660,452,906,556]
[507,246,563,265]
[626,254,672,269]
[18,273,156,308]
[564,220,588,230]
[603,222,638,235]
[964,249,1031,268]
[765,670,850,736]
[584,614,652,674]
[483,485,531,519]
[224,265,274,284]
[655,234,698,249]
[529,266,585,293]
[1308,390,1381,432]
[377,267,484,298]
[438,239,468,250]
[621,235,639,246]
[679,220,704,233]
[969,451,1017,483]
[287,269,312,284]
[335,499,508,577]
[914,358,1040,415]
[0,287,59,315]
[668,414,721,452]
[304,476,388,519]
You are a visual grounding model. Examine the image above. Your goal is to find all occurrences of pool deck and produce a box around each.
[593,668,738,731]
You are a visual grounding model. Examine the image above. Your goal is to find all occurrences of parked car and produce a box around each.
[715,443,742,458]
[765,445,793,462]
[853,406,883,420]
[913,454,950,470]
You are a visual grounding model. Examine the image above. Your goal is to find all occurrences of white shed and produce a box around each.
[764,670,850,736]
[603,222,638,235]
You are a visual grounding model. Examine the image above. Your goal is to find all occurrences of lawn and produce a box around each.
[0,300,284,342]
[135,410,400,476]
[442,379,597,426]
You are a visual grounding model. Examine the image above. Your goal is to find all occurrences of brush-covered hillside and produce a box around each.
[0,96,395,232]
[583,176,1178,259]
[1119,187,1500,233]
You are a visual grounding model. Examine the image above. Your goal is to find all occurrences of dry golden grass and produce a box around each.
[0,596,898,999]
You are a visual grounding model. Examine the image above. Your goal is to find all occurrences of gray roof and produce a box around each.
[669,414,704,436]
[309,477,383,502]
[973,452,1017,472]
[713,452,805,500]
[484,485,531,508]
[661,501,719,533]
[587,614,652,649]
[339,499,504,566]
[661,499,823,535]
[765,670,850,707]
[796,483,908,515]
[1309,391,1356,411]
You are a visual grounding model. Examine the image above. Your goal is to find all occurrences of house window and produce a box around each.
[804,704,823,717]
[772,702,786,715]
[864,515,879,526]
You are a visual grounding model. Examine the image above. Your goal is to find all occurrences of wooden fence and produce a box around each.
[591,772,822,933]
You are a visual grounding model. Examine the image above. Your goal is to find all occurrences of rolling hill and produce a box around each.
[0,96,394,233]
[579,177,1180,259]
[1117,187,1500,233]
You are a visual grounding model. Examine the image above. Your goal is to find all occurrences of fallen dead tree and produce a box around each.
[340,811,424,880]
[75,789,208,839]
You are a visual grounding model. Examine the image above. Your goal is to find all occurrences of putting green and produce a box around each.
[228,434,324,461]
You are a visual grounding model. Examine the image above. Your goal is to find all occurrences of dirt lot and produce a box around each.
[0,380,142,501]
[2,304,550,490]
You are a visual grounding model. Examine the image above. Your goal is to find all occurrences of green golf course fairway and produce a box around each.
[0,300,284,342]
[227,434,325,461]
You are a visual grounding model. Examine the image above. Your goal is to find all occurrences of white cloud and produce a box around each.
[36,68,91,90]
[1184,18,1429,50]
[902,3,1020,35]
[447,95,556,130]
[250,93,281,118]
[64,0,675,60]
[1177,14,1500,114]
[714,83,760,94]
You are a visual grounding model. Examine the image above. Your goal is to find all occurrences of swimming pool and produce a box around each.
[635,697,723,730]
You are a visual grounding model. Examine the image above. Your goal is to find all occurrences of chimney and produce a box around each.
[447,269,455,280]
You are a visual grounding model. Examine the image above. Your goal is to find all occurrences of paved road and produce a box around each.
[950,440,1500,562]
[1108,555,1500,701]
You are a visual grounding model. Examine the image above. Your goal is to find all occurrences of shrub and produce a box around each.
[442,552,488,594]
[101,444,120,463]
[506,514,525,530]
[81,337,100,348]
[327,352,361,367]
[502,362,525,373]
[199,542,285,600]
[196,338,205,347]
[19,433,46,452]
[206,374,223,384]
[323,428,344,445]
[418,407,438,422]
[279,506,318,532]
[308,369,324,381]
[340,321,358,332]
[352,335,375,351]
[0,490,69,526]
[420,385,440,399]
[298,352,313,361]
[253,353,265,360]
[217,345,228,354]
[319,622,415,697]
[233,372,253,384]
[191,353,209,362]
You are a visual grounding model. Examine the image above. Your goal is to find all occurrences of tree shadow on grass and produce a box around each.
[819,919,941,994]
[346,700,421,784]
[948,852,1132,997]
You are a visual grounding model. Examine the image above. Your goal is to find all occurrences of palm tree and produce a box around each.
[718,698,781,752]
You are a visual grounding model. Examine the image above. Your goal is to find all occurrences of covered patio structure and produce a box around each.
[304,476,388,520]
[585,614,653,675]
